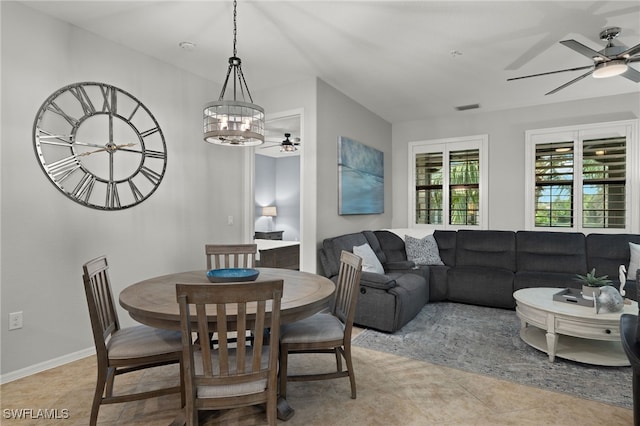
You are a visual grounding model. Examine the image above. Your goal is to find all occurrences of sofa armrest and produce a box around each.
[384,260,416,270]
[360,271,397,290]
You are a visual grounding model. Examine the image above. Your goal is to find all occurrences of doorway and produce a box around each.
[254,113,302,242]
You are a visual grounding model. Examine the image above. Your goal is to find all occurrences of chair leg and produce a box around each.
[279,343,289,399]
[343,344,356,399]
[334,348,343,372]
[90,365,108,426]
[266,385,277,425]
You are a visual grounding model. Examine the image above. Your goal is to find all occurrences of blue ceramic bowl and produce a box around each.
[206,268,260,283]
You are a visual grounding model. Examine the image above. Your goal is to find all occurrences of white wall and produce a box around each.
[316,79,393,244]
[392,93,640,231]
[0,2,247,377]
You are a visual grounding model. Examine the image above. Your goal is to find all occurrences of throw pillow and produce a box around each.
[629,242,640,281]
[353,243,385,274]
[405,234,444,266]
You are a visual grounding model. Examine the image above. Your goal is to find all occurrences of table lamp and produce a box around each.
[262,206,277,231]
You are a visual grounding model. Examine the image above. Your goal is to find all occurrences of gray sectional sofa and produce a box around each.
[319,229,640,333]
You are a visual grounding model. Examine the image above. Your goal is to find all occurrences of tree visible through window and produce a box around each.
[526,120,635,232]
[412,136,486,228]
[449,149,479,225]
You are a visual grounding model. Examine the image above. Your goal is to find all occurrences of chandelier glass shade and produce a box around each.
[203,0,264,146]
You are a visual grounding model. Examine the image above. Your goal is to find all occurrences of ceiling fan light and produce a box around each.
[280,143,297,152]
[592,60,628,78]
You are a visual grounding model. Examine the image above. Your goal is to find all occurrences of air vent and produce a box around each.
[455,104,480,111]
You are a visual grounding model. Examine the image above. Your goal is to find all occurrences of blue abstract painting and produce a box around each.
[338,137,384,215]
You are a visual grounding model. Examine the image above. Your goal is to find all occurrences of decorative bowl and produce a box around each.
[206,268,260,283]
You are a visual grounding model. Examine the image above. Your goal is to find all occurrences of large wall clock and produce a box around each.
[33,82,167,210]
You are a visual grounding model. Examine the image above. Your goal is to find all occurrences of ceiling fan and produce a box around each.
[260,133,301,152]
[508,27,640,95]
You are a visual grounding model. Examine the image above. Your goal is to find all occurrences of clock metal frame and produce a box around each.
[33,82,167,210]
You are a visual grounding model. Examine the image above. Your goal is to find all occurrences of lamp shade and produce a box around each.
[262,206,277,217]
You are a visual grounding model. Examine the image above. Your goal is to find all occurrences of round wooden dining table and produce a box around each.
[119,267,336,331]
[119,267,335,422]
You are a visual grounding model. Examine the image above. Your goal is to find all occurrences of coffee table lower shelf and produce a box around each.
[520,326,629,367]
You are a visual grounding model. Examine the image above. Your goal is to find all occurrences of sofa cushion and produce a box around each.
[448,266,515,308]
[586,233,640,282]
[516,231,586,274]
[405,234,444,265]
[374,230,408,263]
[434,230,457,266]
[353,243,384,274]
[363,230,387,264]
[455,230,516,271]
[321,232,370,277]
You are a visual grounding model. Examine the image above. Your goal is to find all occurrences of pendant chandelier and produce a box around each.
[203,0,264,146]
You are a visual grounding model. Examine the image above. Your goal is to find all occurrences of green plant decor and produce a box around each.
[575,268,612,287]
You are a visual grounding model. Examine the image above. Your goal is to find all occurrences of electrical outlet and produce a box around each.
[227,215,234,226]
[9,311,23,330]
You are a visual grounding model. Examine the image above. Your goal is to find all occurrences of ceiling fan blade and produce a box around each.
[507,65,593,81]
[545,70,593,95]
[560,39,608,61]
[622,66,640,83]
[618,42,640,59]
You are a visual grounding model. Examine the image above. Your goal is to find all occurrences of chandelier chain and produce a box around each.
[233,0,237,57]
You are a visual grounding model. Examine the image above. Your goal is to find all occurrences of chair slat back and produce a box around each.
[333,251,363,332]
[176,280,282,391]
[82,256,120,355]
[205,244,258,270]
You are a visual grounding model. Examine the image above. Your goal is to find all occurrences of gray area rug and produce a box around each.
[352,302,633,409]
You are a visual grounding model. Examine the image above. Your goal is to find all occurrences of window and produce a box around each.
[410,135,488,229]
[525,120,638,233]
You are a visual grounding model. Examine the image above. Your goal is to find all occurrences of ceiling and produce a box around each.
[22,1,640,127]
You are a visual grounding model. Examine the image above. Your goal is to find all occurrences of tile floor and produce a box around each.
[1,343,633,425]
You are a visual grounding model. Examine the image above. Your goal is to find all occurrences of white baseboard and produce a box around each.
[0,347,95,385]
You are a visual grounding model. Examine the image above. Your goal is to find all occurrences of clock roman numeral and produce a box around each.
[128,179,144,202]
[46,101,79,127]
[106,182,121,209]
[68,86,96,115]
[45,155,81,181]
[144,150,166,159]
[37,131,73,147]
[71,172,96,202]
[100,85,117,114]
[139,166,162,185]
[140,127,160,138]
[127,103,141,121]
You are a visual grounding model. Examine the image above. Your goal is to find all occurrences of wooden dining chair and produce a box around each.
[205,243,257,270]
[279,250,363,400]
[82,255,184,426]
[176,280,283,426]
[204,243,259,346]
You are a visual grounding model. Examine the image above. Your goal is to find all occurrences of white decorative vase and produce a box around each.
[581,285,601,300]
[595,285,625,313]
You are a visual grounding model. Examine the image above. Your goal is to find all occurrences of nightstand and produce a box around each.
[254,231,284,240]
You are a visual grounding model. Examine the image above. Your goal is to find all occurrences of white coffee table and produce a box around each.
[514,287,638,366]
